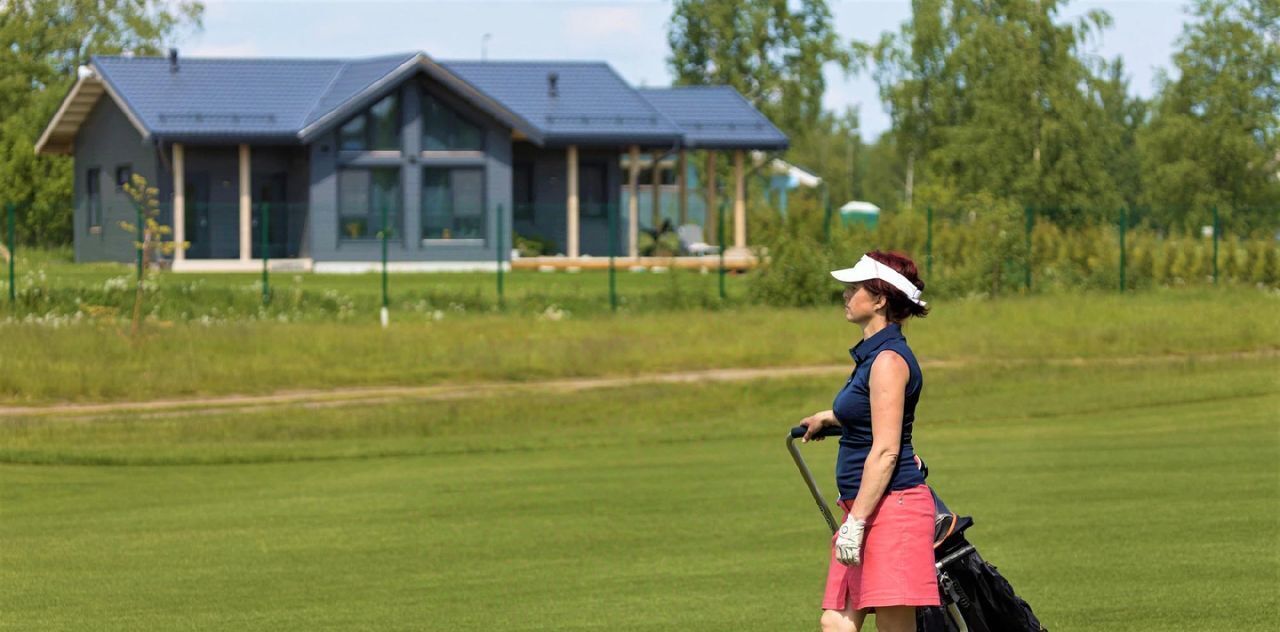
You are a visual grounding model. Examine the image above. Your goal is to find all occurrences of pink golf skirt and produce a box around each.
[821,484,942,611]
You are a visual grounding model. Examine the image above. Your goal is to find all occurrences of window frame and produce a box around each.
[336,166,403,242]
[114,164,132,192]
[420,89,486,153]
[578,161,609,219]
[337,92,403,154]
[420,165,487,244]
[512,162,535,222]
[86,167,102,232]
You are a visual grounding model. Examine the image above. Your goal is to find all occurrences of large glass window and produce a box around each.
[338,167,400,240]
[85,168,102,229]
[368,94,400,150]
[338,115,367,151]
[579,163,607,218]
[337,93,401,152]
[422,93,483,151]
[422,167,485,240]
[513,162,534,221]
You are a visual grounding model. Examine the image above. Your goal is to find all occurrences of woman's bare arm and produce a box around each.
[848,350,908,521]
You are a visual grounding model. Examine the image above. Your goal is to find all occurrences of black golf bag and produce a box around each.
[917,490,1047,632]
[787,426,1047,632]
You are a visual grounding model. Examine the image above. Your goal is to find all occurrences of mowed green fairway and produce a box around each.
[3,353,1277,630]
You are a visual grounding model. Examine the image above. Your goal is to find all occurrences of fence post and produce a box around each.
[718,196,727,301]
[261,203,271,305]
[6,203,14,304]
[1024,206,1034,291]
[496,203,505,311]
[925,206,934,279]
[1211,205,1219,285]
[1119,207,1127,293]
[608,201,618,311]
[380,200,389,328]
[822,183,832,244]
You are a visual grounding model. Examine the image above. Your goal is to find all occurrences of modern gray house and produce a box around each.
[36,51,787,271]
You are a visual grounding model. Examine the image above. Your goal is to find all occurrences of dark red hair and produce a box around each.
[859,250,930,322]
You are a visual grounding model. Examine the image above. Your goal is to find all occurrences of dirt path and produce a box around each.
[2,349,1275,422]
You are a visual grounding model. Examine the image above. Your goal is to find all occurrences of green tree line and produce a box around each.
[669,0,1280,234]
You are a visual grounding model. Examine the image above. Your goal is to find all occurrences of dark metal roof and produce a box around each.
[60,52,787,149]
[637,87,789,150]
[92,54,412,138]
[440,60,682,146]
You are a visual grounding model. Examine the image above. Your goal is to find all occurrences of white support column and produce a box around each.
[566,144,579,258]
[628,145,640,259]
[173,143,185,263]
[676,149,687,226]
[733,149,746,252]
[238,143,251,261]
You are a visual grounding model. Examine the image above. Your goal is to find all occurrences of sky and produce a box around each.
[182,0,1193,140]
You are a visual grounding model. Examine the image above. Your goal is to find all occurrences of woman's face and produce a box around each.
[841,282,884,324]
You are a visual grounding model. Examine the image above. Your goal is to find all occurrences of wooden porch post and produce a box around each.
[173,143,185,264]
[676,149,687,226]
[733,149,745,251]
[567,144,579,258]
[628,145,640,258]
[239,143,251,261]
[705,151,718,244]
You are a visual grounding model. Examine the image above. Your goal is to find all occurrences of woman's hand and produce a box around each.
[799,409,838,443]
[834,514,867,566]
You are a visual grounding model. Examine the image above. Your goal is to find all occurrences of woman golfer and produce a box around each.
[798,250,939,632]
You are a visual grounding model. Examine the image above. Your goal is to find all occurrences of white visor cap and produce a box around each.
[830,255,927,307]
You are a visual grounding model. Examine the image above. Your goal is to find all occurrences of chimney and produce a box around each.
[547,72,559,98]
[169,48,179,73]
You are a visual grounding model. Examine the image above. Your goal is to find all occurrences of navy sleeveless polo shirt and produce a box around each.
[832,322,926,501]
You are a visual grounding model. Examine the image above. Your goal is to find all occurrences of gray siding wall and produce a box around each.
[308,74,513,263]
[72,96,159,263]
[513,144,625,256]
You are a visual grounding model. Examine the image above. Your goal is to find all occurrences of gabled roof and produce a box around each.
[295,53,542,143]
[303,54,418,128]
[36,51,788,154]
[637,86,788,150]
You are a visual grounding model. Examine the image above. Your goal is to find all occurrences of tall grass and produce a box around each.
[0,257,747,324]
[1,288,1275,404]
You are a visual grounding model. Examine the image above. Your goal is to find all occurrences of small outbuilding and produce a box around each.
[838,201,881,229]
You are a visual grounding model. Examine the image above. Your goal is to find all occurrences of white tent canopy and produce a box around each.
[750,151,823,188]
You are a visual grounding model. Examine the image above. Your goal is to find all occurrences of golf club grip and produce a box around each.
[789,425,843,439]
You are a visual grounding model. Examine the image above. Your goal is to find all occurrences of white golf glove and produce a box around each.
[835,514,867,566]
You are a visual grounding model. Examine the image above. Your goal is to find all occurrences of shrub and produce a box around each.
[747,196,1278,307]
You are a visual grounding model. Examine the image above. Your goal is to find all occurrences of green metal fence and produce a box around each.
[1,197,1275,324]
[895,205,1279,294]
